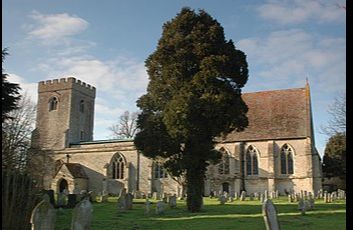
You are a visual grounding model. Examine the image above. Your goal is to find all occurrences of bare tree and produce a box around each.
[2,93,36,171]
[321,93,346,136]
[109,111,139,139]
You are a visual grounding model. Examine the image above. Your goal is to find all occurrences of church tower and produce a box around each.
[31,77,96,150]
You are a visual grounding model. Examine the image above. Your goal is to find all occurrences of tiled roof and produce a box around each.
[65,163,88,179]
[221,86,311,142]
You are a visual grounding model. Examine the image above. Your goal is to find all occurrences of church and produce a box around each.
[29,77,322,197]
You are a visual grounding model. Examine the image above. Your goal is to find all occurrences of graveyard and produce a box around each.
[51,195,345,230]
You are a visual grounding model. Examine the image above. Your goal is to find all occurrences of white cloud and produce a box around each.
[238,29,345,93]
[27,11,89,42]
[257,0,345,25]
[8,73,38,104]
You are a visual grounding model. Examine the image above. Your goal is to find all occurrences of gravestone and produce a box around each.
[249,193,254,201]
[125,193,134,210]
[234,192,238,200]
[156,201,165,215]
[262,199,281,230]
[308,197,314,210]
[169,195,177,208]
[298,198,306,215]
[71,197,93,230]
[240,191,246,201]
[67,194,77,208]
[30,194,56,230]
[260,193,265,203]
[57,192,67,208]
[219,195,226,205]
[288,194,293,203]
[264,190,268,200]
[230,196,234,202]
[117,188,127,211]
[145,199,151,214]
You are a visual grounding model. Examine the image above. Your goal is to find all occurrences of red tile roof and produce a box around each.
[222,86,312,142]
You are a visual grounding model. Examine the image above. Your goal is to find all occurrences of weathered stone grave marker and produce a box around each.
[71,197,93,230]
[262,199,281,230]
[169,194,177,208]
[30,194,56,230]
[156,201,165,215]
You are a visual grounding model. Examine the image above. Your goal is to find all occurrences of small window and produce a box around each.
[49,97,58,111]
[154,163,167,179]
[79,100,84,113]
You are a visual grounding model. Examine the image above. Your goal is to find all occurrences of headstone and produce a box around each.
[262,199,281,230]
[30,194,56,230]
[71,197,93,230]
[145,199,151,214]
[219,195,226,205]
[308,197,314,210]
[249,193,254,201]
[240,191,246,201]
[67,194,77,208]
[230,196,234,202]
[324,193,329,203]
[57,192,67,208]
[260,193,265,203]
[156,201,165,215]
[288,194,293,203]
[117,188,127,211]
[264,190,268,200]
[169,195,177,208]
[298,198,306,215]
[234,192,238,200]
[125,193,134,210]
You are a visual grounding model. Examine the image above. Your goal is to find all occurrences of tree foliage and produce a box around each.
[2,48,21,122]
[134,8,248,212]
[109,111,139,139]
[322,132,346,182]
[321,93,346,136]
[2,93,36,171]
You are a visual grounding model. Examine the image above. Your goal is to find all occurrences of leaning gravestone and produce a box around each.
[240,191,246,201]
[71,197,93,230]
[156,201,165,215]
[30,194,56,230]
[262,199,281,230]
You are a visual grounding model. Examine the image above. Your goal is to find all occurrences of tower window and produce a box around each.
[79,100,84,112]
[49,97,58,111]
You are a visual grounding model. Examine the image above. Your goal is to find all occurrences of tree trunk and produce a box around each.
[186,165,205,212]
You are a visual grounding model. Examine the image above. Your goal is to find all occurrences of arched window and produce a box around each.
[49,97,58,111]
[154,162,167,179]
[280,144,294,174]
[79,100,84,112]
[246,145,259,175]
[218,149,230,175]
[112,154,125,179]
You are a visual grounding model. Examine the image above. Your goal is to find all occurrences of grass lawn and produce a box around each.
[55,197,346,230]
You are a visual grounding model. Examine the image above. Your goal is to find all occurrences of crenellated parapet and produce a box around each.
[38,77,96,97]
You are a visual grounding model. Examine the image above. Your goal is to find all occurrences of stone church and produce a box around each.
[29,77,322,197]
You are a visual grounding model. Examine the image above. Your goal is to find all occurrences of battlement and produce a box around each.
[38,77,96,97]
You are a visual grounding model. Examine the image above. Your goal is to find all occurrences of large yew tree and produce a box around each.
[134,8,249,212]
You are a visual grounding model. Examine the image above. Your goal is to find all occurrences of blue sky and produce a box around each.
[3,0,346,157]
